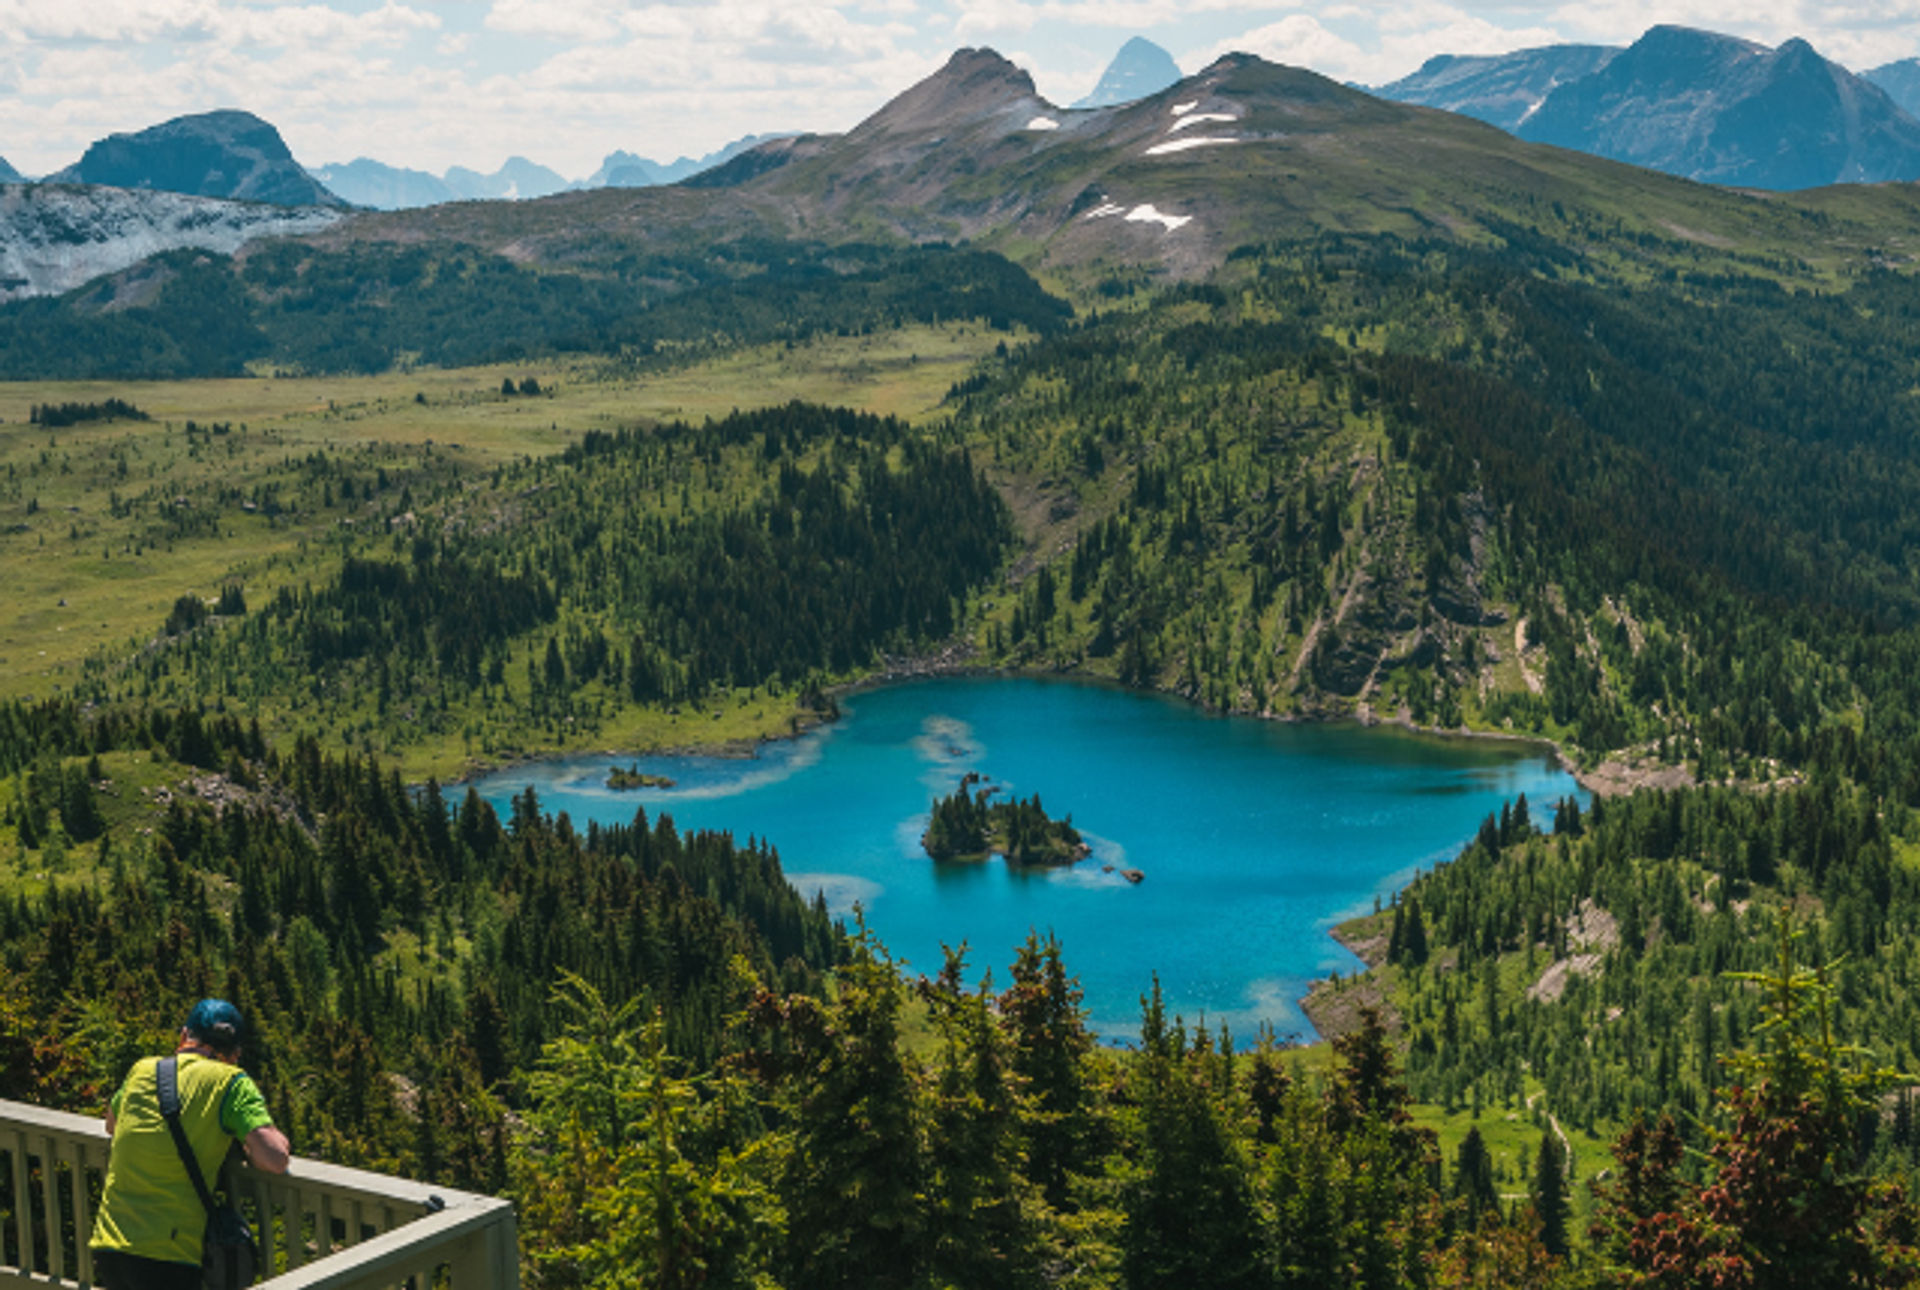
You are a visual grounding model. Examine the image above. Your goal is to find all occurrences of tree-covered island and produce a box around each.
[922,773,1091,866]
[605,764,675,790]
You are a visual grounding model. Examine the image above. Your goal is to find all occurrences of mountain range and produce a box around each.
[1373,44,1619,132]
[7,36,1920,309]
[579,136,787,190]
[305,156,577,208]
[328,43,1912,291]
[1377,25,1920,189]
[10,113,787,214]
[190,136,787,211]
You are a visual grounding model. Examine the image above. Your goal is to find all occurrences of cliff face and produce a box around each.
[0,184,343,301]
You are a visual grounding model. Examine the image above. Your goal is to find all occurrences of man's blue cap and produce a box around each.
[184,998,245,1051]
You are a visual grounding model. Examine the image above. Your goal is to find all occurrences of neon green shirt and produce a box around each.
[89,1054,275,1266]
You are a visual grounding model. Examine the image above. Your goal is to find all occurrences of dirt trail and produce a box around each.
[1513,616,1543,695]
[1287,533,1375,689]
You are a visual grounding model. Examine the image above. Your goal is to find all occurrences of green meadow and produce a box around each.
[0,324,997,711]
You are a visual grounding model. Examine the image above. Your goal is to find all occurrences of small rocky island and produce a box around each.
[607,764,675,790]
[922,774,1092,868]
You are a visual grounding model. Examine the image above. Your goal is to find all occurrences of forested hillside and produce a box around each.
[97,401,1011,764]
[953,230,1920,787]
[0,240,1071,378]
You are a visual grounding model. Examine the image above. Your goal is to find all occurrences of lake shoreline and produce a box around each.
[853,651,1617,795]
[447,650,1610,802]
[1299,916,1396,1045]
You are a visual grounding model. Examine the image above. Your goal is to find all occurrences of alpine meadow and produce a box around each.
[10,33,1920,1290]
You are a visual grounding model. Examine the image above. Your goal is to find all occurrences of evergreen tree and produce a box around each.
[1122,979,1263,1290]
[1533,1130,1570,1259]
[1454,1124,1497,1228]
[999,931,1098,1212]
[779,922,925,1290]
[921,948,1043,1290]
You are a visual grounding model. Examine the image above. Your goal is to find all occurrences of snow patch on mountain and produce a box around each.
[0,184,342,301]
[1026,116,1061,131]
[1145,137,1241,156]
[1167,112,1238,133]
[1125,203,1191,231]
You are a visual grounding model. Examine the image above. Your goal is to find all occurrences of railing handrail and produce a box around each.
[242,1199,516,1290]
[0,1095,517,1290]
[0,1097,495,1213]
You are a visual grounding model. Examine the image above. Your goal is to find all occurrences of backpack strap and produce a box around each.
[155,1056,219,1217]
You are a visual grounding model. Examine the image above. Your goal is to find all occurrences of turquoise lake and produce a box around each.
[473,676,1580,1039]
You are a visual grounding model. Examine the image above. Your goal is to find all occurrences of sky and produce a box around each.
[0,0,1915,182]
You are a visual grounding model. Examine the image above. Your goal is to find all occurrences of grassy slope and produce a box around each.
[0,325,994,713]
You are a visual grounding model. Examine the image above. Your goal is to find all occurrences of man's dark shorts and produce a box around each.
[91,1248,201,1290]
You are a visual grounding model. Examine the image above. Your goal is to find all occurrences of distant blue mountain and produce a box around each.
[1517,26,1920,189]
[0,156,18,183]
[1073,37,1182,108]
[443,157,569,202]
[49,110,343,207]
[1374,44,1619,132]
[1866,58,1920,119]
[581,135,788,189]
[1376,25,1920,190]
[310,137,784,211]
[309,159,454,209]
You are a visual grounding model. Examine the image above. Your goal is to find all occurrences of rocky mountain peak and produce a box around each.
[1617,25,1767,86]
[50,110,342,208]
[854,48,1042,137]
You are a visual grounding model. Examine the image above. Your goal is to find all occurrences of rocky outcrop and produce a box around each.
[0,184,343,301]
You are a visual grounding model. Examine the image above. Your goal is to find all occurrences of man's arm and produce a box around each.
[220,1073,289,1173]
[244,1124,291,1174]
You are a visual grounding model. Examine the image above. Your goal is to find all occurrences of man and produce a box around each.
[89,999,293,1290]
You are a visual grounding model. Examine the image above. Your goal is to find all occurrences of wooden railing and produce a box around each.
[0,1099,517,1290]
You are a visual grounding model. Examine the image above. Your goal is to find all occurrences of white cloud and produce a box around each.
[484,0,621,41]
[1204,14,1367,77]
[0,0,221,43]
